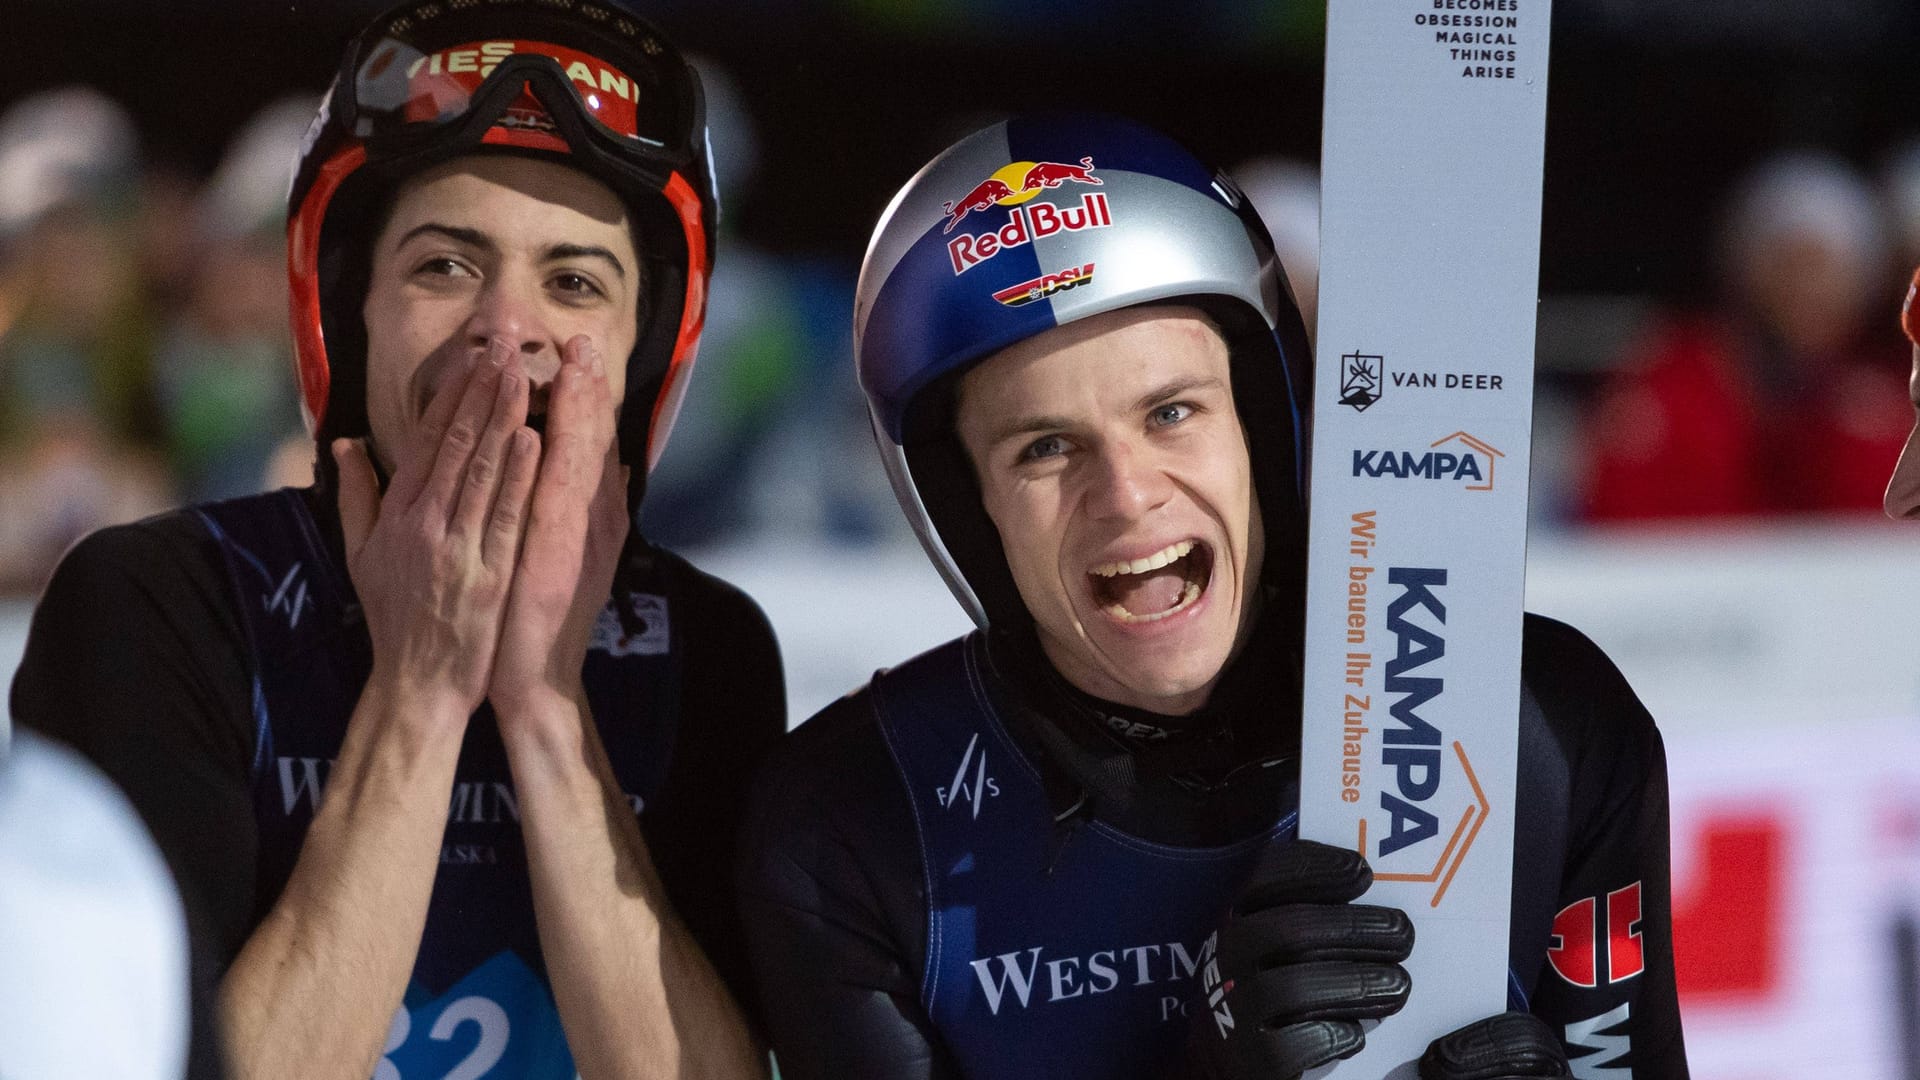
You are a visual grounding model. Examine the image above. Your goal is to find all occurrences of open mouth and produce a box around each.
[525,383,552,438]
[1087,538,1213,624]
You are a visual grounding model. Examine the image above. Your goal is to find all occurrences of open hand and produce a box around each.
[1186,839,1415,1079]
[335,339,539,719]
[488,334,629,722]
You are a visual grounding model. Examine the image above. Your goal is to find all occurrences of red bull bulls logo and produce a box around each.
[943,158,1112,275]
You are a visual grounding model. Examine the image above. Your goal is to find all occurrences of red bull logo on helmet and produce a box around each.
[943,157,1111,275]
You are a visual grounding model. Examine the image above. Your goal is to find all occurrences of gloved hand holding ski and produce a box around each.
[1186,838,1416,1079]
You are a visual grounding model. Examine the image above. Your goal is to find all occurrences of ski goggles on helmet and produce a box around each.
[336,0,700,163]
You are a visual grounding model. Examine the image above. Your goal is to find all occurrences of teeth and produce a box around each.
[1103,579,1203,624]
[1090,539,1195,578]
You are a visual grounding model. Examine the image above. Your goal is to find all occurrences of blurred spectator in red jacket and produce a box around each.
[1578,149,1913,521]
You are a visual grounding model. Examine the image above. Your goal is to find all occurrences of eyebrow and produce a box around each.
[985,412,1079,448]
[394,223,628,280]
[1132,375,1225,413]
[547,242,628,280]
[983,375,1227,448]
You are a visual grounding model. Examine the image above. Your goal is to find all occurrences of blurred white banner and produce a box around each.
[4,520,1918,1077]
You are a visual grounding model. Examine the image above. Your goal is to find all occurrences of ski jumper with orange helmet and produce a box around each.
[231,1,712,1075]
[288,0,715,477]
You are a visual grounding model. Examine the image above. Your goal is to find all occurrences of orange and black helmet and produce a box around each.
[287,0,717,476]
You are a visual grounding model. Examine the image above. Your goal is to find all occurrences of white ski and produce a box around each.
[1298,1,1552,1075]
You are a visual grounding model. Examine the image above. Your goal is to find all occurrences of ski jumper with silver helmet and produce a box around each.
[850,114,1315,1073]
[855,113,1313,632]
[287,0,717,476]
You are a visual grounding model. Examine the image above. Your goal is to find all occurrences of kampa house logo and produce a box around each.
[1351,431,1504,491]
[1359,567,1490,909]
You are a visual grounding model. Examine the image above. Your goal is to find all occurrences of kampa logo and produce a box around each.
[994,262,1094,307]
[1351,431,1505,491]
[1339,352,1384,411]
[937,732,1000,818]
[1357,567,1491,908]
[943,157,1112,274]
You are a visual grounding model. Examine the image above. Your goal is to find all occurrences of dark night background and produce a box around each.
[8,0,1918,304]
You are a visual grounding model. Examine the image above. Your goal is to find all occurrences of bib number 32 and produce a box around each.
[376,996,510,1080]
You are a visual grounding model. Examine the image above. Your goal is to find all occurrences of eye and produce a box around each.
[551,271,607,300]
[1019,434,1067,462]
[1149,402,1194,427]
[415,256,473,278]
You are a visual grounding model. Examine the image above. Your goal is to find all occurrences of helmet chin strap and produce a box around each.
[987,625,1300,853]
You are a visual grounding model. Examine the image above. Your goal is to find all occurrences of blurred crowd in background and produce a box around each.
[1,25,1918,598]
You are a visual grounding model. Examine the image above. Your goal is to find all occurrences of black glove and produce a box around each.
[1419,1012,1571,1080]
[1185,838,1415,1079]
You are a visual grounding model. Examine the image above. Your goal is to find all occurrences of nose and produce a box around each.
[1084,438,1173,524]
[464,277,552,372]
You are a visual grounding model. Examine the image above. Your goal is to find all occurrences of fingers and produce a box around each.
[418,342,513,516]
[386,347,475,507]
[1418,1012,1570,1080]
[550,335,614,462]
[483,427,541,572]
[1226,959,1411,1028]
[333,438,381,559]
[1220,903,1414,968]
[450,355,530,545]
[1229,1018,1366,1080]
[586,456,631,565]
[527,336,613,546]
[1236,839,1375,912]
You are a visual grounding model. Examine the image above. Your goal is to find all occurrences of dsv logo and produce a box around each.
[937,732,1000,819]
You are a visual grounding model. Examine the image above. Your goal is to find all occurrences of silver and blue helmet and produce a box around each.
[854,113,1313,630]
